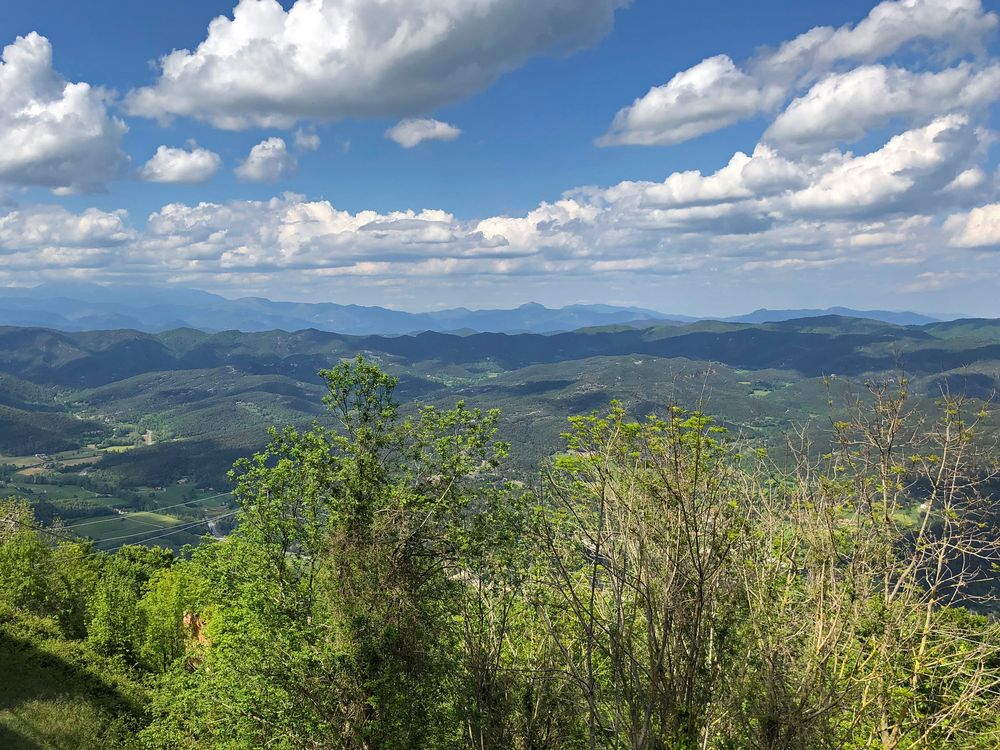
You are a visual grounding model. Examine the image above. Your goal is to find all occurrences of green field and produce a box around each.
[63,491,235,551]
[0,456,43,469]
[0,476,235,551]
[74,511,203,551]
[0,483,117,505]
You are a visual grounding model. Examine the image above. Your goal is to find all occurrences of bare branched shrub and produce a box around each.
[531,381,1000,750]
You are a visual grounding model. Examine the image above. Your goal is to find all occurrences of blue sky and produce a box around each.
[1,0,999,315]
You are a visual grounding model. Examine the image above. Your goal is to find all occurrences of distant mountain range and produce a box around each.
[729,307,941,327]
[0,282,945,334]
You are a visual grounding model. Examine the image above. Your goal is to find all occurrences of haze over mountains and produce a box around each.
[0,283,944,334]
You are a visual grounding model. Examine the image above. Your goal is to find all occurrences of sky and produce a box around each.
[1,0,1000,316]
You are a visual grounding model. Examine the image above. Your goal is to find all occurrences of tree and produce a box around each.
[139,562,206,672]
[0,499,54,615]
[137,366,1000,750]
[529,386,1000,750]
[145,356,513,749]
[534,404,750,749]
[733,378,1000,749]
[87,545,174,661]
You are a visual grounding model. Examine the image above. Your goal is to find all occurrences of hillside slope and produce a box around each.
[0,316,996,488]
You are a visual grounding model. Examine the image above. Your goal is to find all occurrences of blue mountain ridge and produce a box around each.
[0,283,946,334]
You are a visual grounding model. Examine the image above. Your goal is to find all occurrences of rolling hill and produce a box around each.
[0,315,996,494]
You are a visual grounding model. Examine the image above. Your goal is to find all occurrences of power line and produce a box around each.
[57,491,233,530]
[58,491,232,529]
[5,513,77,545]
[98,510,239,554]
[6,507,240,557]
[91,509,241,545]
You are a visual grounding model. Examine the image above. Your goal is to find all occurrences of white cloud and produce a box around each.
[597,116,980,230]
[386,118,462,148]
[786,115,978,216]
[0,205,134,271]
[125,0,625,129]
[765,0,995,75]
[765,63,1000,151]
[900,270,977,292]
[139,143,222,184]
[3,111,997,312]
[943,166,987,193]
[620,145,806,209]
[600,0,998,148]
[139,196,499,275]
[0,33,128,192]
[235,137,296,181]
[945,203,1000,247]
[293,129,320,151]
[598,55,784,146]
[0,205,132,249]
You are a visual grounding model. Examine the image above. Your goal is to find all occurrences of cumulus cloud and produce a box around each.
[759,0,995,77]
[598,114,982,232]
[900,270,977,292]
[235,137,296,181]
[945,203,1000,247]
[598,55,784,146]
[0,205,134,272]
[765,63,1000,151]
[139,143,222,184]
[786,115,979,216]
[125,0,625,129]
[0,32,128,192]
[386,118,462,148]
[616,145,806,209]
[3,110,997,311]
[600,0,998,148]
[0,205,132,249]
[943,166,988,193]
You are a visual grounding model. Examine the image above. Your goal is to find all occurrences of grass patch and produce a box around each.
[0,610,146,749]
[100,445,135,454]
[78,512,178,538]
[0,484,107,503]
[57,456,103,468]
[79,511,208,551]
[0,456,43,469]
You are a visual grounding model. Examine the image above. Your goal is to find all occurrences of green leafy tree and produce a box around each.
[143,356,513,749]
[0,499,53,615]
[87,545,174,661]
[139,561,207,672]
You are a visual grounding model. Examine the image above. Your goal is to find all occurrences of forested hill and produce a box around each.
[0,316,997,491]
[1,315,998,388]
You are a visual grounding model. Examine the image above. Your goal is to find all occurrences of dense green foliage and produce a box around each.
[2,357,999,748]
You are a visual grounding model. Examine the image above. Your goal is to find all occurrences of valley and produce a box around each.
[2,315,997,550]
